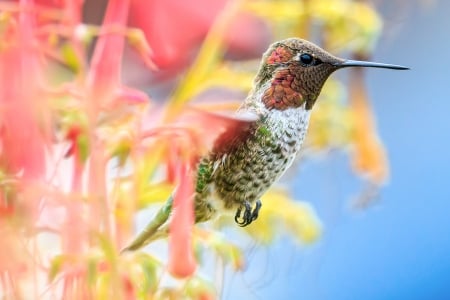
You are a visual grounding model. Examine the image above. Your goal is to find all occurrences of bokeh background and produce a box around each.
[66,0,450,299]
[0,0,448,299]
[226,2,450,299]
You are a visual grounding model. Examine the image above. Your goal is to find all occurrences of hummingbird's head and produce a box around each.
[254,38,408,110]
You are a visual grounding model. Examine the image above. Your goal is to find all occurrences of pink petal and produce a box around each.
[167,167,196,278]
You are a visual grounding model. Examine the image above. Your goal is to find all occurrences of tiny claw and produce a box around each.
[234,206,246,225]
[242,201,252,226]
[251,199,262,222]
[234,200,261,227]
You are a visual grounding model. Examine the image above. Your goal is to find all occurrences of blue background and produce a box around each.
[228,2,450,299]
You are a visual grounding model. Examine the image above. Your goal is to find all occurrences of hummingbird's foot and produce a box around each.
[251,199,262,221]
[234,200,262,227]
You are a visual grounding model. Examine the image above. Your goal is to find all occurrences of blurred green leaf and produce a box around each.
[138,182,174,208]
[48,254,67,282]
[61,42,81,73]
[86,256,99,287]
[76,133,90,163]
[244,189,322,245]
[198,230,245,271]
[243,1,304,21]
[184,277,216,300]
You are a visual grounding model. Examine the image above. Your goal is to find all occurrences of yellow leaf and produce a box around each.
[138,182,174,208]
[244,188,322,245]
[165,1,243,121]
[243,1,304,22]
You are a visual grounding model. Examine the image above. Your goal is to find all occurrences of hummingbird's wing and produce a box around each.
[175,105,259,157]
[209,110,259,159]
[140,105,258,158]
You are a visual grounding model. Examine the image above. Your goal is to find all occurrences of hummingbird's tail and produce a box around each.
[120,196,173,253]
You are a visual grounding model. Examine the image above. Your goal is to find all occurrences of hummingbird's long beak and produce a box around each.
[335,59,409,70]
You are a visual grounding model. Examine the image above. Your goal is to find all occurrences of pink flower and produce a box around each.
[167,166,196,278]
[0,2,50,181]
[129,0,271,73]
[129,0,228,69]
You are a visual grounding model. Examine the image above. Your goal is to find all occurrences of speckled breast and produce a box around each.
[210,106,311,212]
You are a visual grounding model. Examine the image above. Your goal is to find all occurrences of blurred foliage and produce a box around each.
[239,188,321,244]
[0,0,398,299]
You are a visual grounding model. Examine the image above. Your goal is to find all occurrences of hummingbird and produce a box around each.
[123,38,408,251]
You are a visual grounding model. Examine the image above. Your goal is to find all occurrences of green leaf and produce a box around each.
[86,256,99,287]
[76,133,90,163]
[201,231,245,271]
[184,277,215,299]
[48,255,67,282]
[96,233,117,263]
[136,253,159,294]
[61,42,81,73]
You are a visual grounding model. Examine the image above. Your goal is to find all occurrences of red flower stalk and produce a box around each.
[0,0,48,181]
[86,0,130,110]
[83,0,132,243]
[168,166,196,278]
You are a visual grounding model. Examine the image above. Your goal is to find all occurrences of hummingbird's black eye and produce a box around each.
[299,53,314,65]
